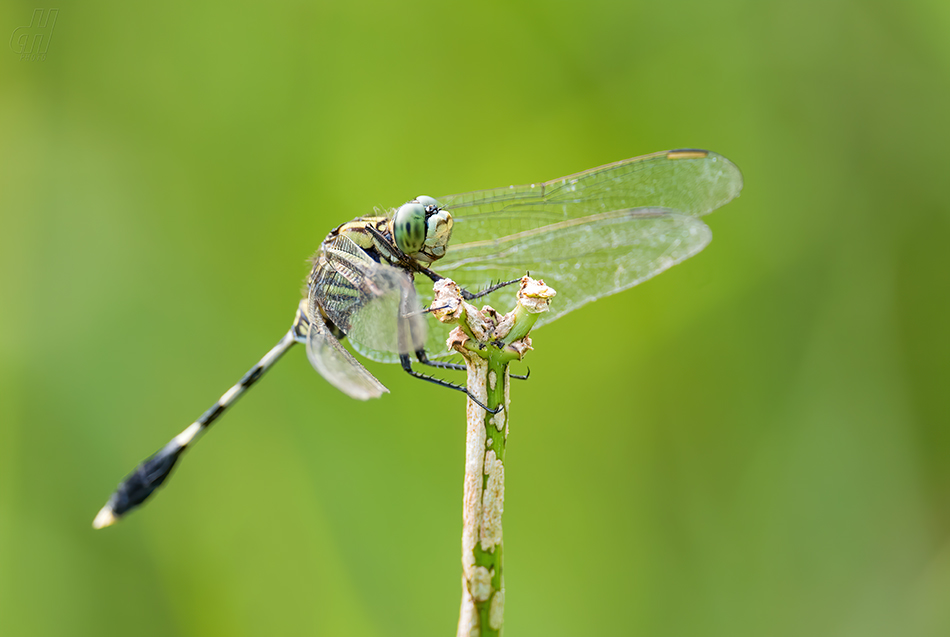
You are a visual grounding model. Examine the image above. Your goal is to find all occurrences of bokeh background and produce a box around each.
[1,1,948,635]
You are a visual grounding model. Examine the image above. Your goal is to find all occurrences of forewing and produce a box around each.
[311,234,385,334]
[348,265,427,364]
[305,308,389,400]
[311,234,426,365]
[438,149,741,246]
[417,209,711,357]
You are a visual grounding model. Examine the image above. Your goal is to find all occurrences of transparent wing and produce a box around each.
[410,150,741,357]
[438,149,742,246]
[417,209,712,358]
[305,308,389,400]
[311,234,427,365]
[347,266,427,364]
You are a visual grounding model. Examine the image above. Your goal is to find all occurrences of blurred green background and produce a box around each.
[1,0,948,635]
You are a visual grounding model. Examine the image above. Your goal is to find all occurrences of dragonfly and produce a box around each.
[93,148,743,529]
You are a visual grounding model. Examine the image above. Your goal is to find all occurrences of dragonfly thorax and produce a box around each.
[391,196,453,265]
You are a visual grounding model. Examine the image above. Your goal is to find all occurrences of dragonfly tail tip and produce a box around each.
[92,505,118,530]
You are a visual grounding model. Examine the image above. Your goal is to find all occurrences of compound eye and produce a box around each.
[393,202,427,255]
[414,195,441,211]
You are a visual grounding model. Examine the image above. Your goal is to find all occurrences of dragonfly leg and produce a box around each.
[399,353,501,413]
[415,261,520,301]
[416,349,530,382]
[415,349,466,372]
[460,277,521,301]
[510,368,530,381]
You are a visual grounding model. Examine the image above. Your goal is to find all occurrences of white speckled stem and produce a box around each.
[457,354,509,637]
[445,276,554,637]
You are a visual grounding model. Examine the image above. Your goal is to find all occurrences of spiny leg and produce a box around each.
[394,289,498,412]
[397,285,499,412]
[93,308,309,529]
[414,259,522,302]
[372,210,523,304]
[409,269,525,383]
[415,348,530,381]
[416,273,527,379]
[415,349,466,372]
[398,353,500,413]
[460,277,522,301]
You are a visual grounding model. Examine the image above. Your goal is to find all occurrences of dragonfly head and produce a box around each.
[391,195,453,265]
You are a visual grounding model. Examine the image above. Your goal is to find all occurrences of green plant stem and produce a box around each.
[443,277,555,637]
